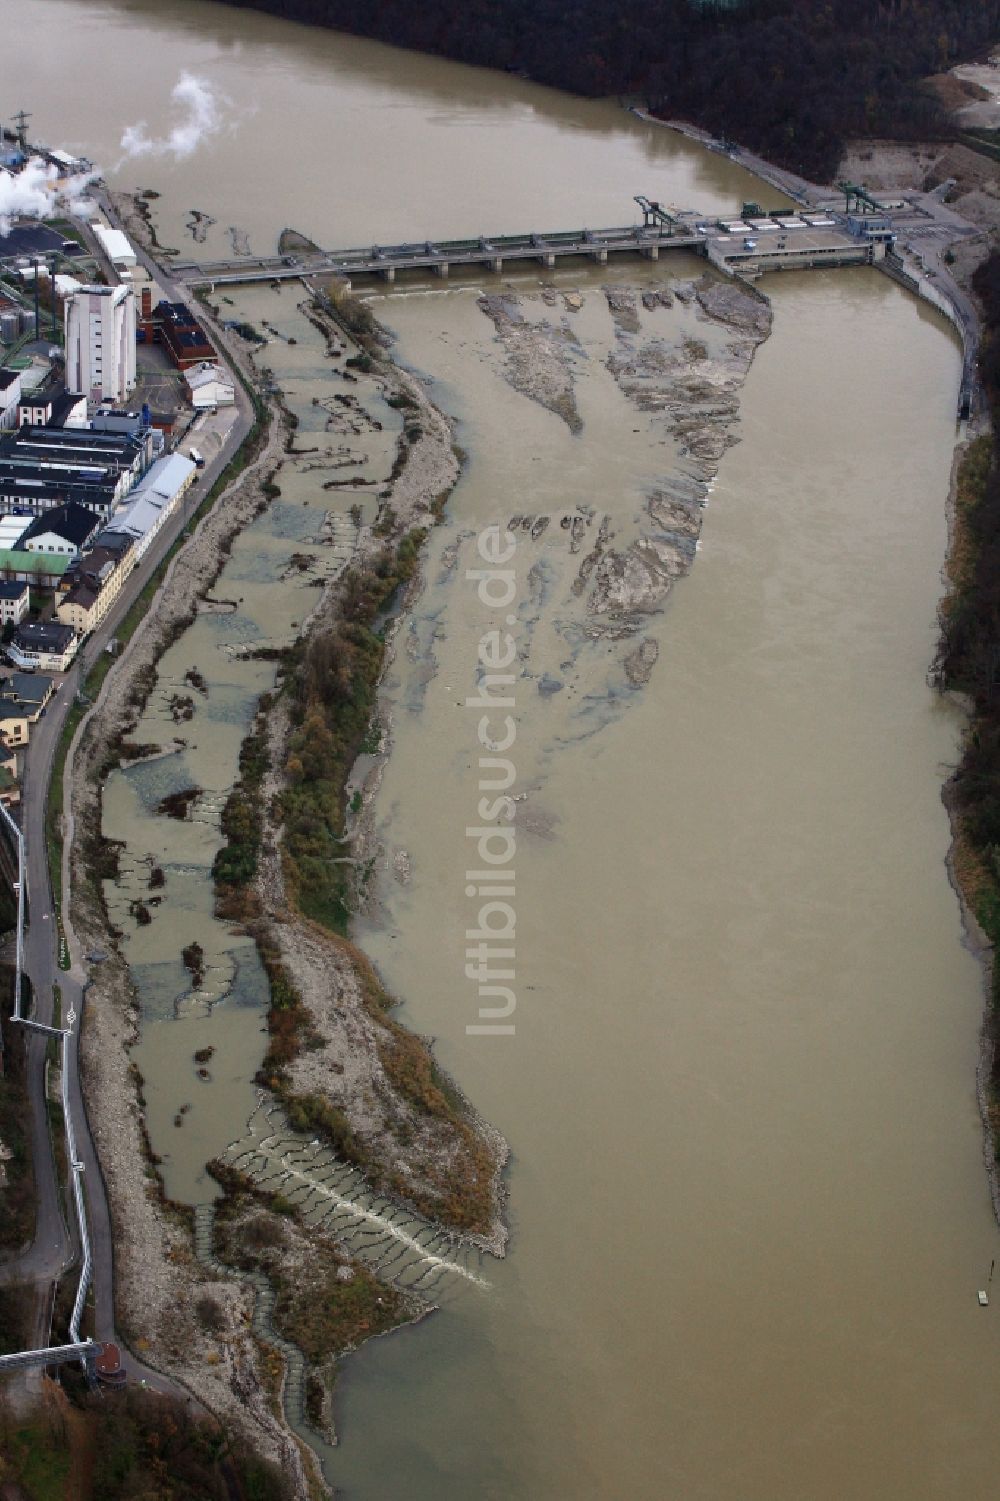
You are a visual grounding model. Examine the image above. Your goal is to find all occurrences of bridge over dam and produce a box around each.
[171,207,878,292]
[172,224,704,289]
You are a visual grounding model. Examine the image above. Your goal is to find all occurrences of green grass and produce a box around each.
[0,977,34,1254]
[46,695,87,912]
[9,1424,71,1500]
[46,983,61,1065]
[210,1169,410,1364]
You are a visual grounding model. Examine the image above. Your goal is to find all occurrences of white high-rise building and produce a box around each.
[64,284,136,406]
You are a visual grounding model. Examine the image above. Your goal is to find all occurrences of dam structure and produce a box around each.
[171,199,879,290]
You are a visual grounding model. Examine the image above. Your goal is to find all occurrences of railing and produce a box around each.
[0,1338,97,1373]
[883,251,978,417]
[0,799,25,1021]
[177,224,702,284]
[0,799,96,1370]
[62,1026,91,1343]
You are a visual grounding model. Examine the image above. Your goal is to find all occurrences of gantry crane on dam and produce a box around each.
[837,181,887,216]
[633,195,685,234]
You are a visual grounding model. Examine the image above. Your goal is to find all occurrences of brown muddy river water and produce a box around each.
[8,2,1000,1497]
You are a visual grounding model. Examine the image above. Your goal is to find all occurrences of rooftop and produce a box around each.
[91,528,134,557]
[131,452,195,501]
[1,426,143,462]
[62,583,98,610]
[21,501,102,549]
[0,551,70,578]
[0,517,30,551]
[80,544,128,574]
[0,672,53,704]
[185,363,233,391]
[92,225,137,263]
[0,470,117,509]
[14,619,74,649]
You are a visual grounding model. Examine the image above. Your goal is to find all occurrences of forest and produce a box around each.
[938,249,1000,1080]
[0,1386,290,1499]
[221,0,1000,178]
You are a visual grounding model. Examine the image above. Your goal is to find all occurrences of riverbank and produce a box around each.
[63,227,506,1487]
[63,351,328,1492]
[935,253,1000,1222]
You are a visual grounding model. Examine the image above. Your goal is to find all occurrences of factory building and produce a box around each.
[91,224,138,272]
[64,283,136,405]
[16,380,87,430]
[101,451,195,560]
[0,425,150,517]
[185,362,235,409]
[140,292,216,370]
[0,372,21,432]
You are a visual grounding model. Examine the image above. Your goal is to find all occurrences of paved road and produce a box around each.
[0,232,255,1375]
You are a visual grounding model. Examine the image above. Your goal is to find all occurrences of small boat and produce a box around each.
[977,1259,994,1307]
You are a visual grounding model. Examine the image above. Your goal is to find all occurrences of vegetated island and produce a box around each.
[218,0,1000,179]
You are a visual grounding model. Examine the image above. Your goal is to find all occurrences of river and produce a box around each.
[7,2,1000,1498]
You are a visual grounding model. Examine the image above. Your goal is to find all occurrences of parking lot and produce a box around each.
[134,341,188,421]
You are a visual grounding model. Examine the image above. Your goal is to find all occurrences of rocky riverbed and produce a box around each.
[471,274,771,671]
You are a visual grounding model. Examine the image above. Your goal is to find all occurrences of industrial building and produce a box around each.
[143,295,216,370]
[63,283,137,405]
[91,224,138,273]
[102,451,195,559]
[92,404,166,457]
[0,471,119,519]
[185,362,235,409]
[0,425,149,519]
[1,424,150,486]
[0,372,20,431]
[17,381,87,430]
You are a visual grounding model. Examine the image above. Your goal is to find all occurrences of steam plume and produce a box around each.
[119,72,228,164]
[0,157,96,237]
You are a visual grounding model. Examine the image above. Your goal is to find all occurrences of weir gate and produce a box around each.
[172,224,705,289]
[171,199,877,291]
